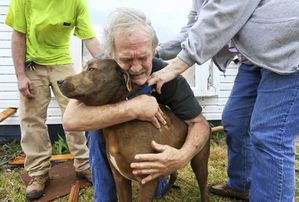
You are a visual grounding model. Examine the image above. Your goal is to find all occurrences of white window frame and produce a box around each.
[183,60,220,97]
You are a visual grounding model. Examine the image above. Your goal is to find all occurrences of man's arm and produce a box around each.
[130,113,210,184]
[180,114,210,162]
[83,37,101,57]
[149,0,261,93]
[63,95,166,131]
[11,30,33,97]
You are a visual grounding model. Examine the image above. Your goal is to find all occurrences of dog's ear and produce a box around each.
[123,71,132,92]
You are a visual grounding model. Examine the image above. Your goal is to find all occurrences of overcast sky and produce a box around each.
[87,0,192,43]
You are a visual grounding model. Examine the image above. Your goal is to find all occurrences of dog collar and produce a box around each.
[126,85,155,100]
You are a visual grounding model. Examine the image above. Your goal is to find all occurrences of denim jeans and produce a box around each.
[88,130,117,202]
[88,130,167,202]
[222,63,299,201]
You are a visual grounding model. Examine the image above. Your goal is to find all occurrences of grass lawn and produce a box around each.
[0,134,298,202]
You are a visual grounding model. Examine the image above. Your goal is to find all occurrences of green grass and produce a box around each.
[52,134,70,155]
[0,134,298,201]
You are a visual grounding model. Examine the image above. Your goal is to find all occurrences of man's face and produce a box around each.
[113,30,155,86]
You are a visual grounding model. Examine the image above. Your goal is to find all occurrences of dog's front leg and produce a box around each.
[191,138,210,202]
[110,165,132,202]
[137,178,159,202]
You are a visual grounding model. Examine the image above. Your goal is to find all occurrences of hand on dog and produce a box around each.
[131,140,188,184]
[132,95,167,128]
[147,57,190,94]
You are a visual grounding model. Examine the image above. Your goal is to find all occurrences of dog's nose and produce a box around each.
[57,79,64,86]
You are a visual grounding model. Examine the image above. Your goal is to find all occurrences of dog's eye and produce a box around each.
[87,67,96,71]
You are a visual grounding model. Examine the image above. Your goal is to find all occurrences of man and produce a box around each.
[63,8,210,201]
[148,0,299,201]
[5,0,101,200]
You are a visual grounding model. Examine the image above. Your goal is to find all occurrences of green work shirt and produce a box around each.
[5,0,95,65]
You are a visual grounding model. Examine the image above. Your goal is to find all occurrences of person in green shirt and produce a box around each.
[5,0,101,200]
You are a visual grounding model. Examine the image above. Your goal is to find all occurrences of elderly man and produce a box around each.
[63,8,210,201]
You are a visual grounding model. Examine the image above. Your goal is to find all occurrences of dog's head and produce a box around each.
[58,59,129,106]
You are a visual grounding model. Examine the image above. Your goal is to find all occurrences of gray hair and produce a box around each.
[104,7,159,57]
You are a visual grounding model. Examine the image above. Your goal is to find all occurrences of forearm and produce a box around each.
[180,114,210,163]
[63,95,160,131]
[83,37,101,57]
[63,99,136,131]
[167,57,191,76]
[11,30,26,78]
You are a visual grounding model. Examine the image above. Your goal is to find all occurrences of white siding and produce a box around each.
[199,63,238,120]
[181,60,239,120]
[0,1,82,125]
[0,2,16,125]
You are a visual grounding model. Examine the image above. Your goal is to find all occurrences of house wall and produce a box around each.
[0,1,19,126]
[199,63,238,120]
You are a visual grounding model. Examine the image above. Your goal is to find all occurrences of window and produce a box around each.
[183,62,220,97]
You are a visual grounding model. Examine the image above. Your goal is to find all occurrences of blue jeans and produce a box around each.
[88,130,167,202]
[222,63,299,201]
[88,130,117,202]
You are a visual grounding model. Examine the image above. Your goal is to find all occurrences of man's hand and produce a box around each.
[131,95,167,128]
[18,75,33,98]
[147,57,190,94]
[130,140,189,184]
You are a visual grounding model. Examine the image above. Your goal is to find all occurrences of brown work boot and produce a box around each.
[76,168,92,183]
[209,181,249,201]
[26,173,49,200]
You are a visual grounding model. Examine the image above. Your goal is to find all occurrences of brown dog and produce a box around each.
[58,59,210,202]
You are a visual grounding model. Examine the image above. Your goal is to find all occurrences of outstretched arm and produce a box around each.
[149,0,260,93]
[130,114,210,184]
